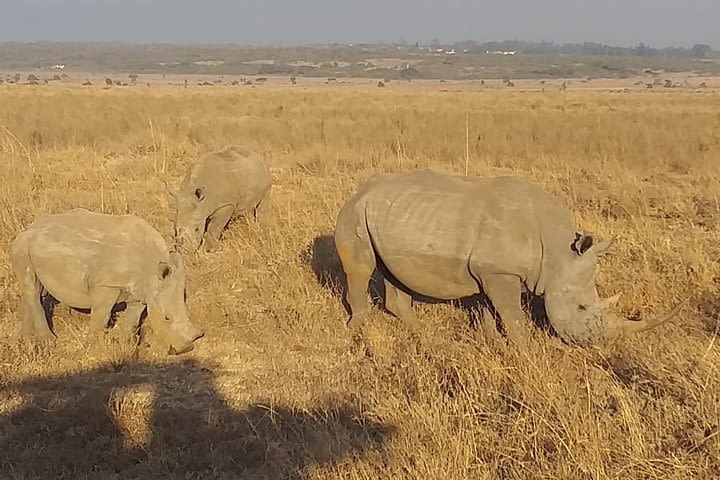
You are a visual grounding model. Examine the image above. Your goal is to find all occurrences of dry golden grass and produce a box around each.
[0,83,719,479]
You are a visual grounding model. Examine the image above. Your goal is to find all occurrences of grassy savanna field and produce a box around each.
[0,83,718,479]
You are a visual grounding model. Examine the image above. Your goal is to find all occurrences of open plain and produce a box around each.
[0,81,719,479]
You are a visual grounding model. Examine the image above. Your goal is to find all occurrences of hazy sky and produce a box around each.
[1,0,717,48]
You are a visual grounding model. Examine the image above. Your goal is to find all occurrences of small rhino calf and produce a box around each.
[167,146,272,251]
[9,209,204,355]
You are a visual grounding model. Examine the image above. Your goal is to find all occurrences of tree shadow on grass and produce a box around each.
[0,359,395,479]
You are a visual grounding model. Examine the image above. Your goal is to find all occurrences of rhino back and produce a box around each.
[181,146,271,210]
[24,210,167,307]
[361,171,575,297]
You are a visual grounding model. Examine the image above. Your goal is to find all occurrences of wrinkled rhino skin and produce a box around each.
[334,170,682,345]
[9,209,204,354]
[168,146,272,251]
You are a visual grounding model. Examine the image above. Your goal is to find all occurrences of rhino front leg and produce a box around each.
[88,286,121,334]
[204,205,234,252]
[476,272,530,342]
[383,277,418,333]
[114,301,145,342]
[477,307,503,343]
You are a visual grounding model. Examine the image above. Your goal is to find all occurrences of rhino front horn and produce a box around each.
[616,299,687,337]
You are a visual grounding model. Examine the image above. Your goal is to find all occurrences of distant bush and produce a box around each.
[258,63,294,75]
[400,66,420,79]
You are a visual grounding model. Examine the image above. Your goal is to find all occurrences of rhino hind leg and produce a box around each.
[204,205,234,252]
[9,243,54,339]
[88,286,121,334]
[335,238,376,330]
[476,273,531,342]
[383,277,419,333]
[19,274,54,340]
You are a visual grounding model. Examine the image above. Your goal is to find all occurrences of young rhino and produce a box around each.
[9,209,204,355]
[167,146,272,251]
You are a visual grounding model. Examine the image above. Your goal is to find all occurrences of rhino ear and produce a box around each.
[194,186,205,201]
[587,238,614,257]
[572,232,594,255]
[158,261,173,281]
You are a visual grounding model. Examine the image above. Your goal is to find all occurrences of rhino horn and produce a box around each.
[601,293,622,310]
[611,299,687,337]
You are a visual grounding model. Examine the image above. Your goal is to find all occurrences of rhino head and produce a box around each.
[166,183,208,251]
[145,251,204,354]
[543,235,683,345]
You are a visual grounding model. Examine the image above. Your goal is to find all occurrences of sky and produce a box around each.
[1,0,717,48]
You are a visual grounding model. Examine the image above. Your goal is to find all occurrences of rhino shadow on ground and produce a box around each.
[300,234,384,311]
[0,359,395,479]
[302,234,555,336]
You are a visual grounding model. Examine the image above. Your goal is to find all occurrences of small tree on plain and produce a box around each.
[690,43,712,59]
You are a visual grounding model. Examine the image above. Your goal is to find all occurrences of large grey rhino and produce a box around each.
[334,170,683,345]
[9,209,204,354]
[167,146,272,251]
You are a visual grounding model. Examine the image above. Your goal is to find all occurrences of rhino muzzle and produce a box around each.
[167,327,205,355]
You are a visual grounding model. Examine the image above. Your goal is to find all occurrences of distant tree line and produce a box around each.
[445,40,715,59]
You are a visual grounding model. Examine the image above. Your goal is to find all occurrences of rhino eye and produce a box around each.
[577,304,588,312]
